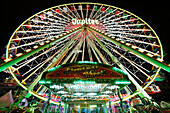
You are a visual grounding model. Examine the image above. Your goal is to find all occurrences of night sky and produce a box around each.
[0,0,170,101]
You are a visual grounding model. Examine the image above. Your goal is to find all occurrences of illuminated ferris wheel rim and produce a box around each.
[7,2,162,48]
[5,2,164,105]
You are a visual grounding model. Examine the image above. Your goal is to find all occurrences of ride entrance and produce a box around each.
[0,2,170,113]
[40,62,130,112]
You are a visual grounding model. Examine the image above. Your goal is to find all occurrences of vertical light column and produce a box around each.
[63,102,67,113]
[79,105,81,113]
[104,102,107,113]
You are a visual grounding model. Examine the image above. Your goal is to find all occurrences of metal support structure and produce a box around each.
[47,29,83,69]
[88,27,151,100]
[0,27,82,72]
[88,26,170,73]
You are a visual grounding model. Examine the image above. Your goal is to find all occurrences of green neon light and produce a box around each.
[73,80,96,84]
[39,80,51,84]
[39,80,45,84]
[46,81,51,84]
[77,61,98,64]
[47,65,61,72]
[115,81,131,84]
[112,67,127,75]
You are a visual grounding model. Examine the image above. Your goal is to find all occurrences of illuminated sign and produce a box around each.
[42,62,128,81]
[72,18,99,25]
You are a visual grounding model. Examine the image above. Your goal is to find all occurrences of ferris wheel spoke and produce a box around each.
[13,38,68,72]
[12,33,49,41]
[88,27,148,89]
[102,13,131,24]
[79,4,84,19]
[9,31,69,52]
[71,46,82,62]
[101,10,124,22]
[92,5,103,19]
[88,28,123,67]
[72,4,81,19]
[106,30,157,40]
[47,29,83,69]
[99,8,117,21]
[65,5,78,19]
[119,36,159,47]
[43,11,70,24]
[86,35,102,63]
[20,39,74,84]
[62,35,84,64]
[86,5,89,19]
[106,33,159,48]
[21,25,64,29]
[100,39,151,79]
[87,33,108,64]
[9,36,52,50]
[60,33,82,63]
[88,26,170,72]
[59,36,82,64]
[101,32,160,56]
[89,5,96,19]
[86,35,93,62]
[50,9,72,22]
[81,33,85,61]
[93,28,161,64]
[57,6,75,19]
[121,32,157,38]
[94,6,110,20]
[99,33,161,57]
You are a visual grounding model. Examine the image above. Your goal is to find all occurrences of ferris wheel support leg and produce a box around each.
[126,71,151,100]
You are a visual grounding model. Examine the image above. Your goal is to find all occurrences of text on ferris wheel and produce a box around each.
[72,18,99,25]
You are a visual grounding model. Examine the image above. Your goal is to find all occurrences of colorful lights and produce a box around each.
[25,49,32,52]
[16,53,23,57]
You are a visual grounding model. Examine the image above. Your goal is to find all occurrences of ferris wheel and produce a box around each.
[2,2,169,105]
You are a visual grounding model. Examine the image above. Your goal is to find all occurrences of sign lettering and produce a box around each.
[72,18,99,25]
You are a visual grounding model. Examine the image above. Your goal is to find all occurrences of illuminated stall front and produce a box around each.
[39,62,131,112]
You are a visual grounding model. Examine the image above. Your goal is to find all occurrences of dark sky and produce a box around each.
[1,0,169,61]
